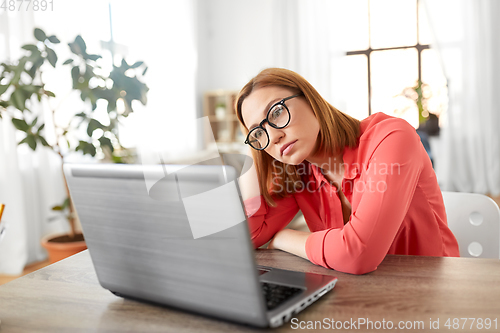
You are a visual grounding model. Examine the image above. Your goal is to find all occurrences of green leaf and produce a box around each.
[22,85,42,93]
[62,197,70,209]
[18,85,36,102]
[37,123,45,133]
[75,141,84,151]
[51,205,63,211]
[98,136,114,153]
[44,90,55,97]
[34,28,47,42]
[74,112,87,118]
[68,42,80,56]
[111,154,124,163]
[0,84,9,95]
[87,54,101,61]
[47,35,60,44]
[27,48,42,62]
[74,35,87,54]
[22,44,38,52]
[28,57,44,79]
[68,35,88,56]
[63,59,73,65]
[27,135,37,150]
[87,118,104,136]
[71,66,80,88]
[80,89,88,102]
[131,61,144,69]
[120,59,129,70]
[88,144,97,156]
[107,99,117,112]
[18,136,29,145]
[11,90,27,111]
[46,47,57,67]
[84,64,94,81]
[31,117,38,127]
[11,59,26,85]
[19,134,37,150]
[12,118,30,131]
[38,135,50,147]
[75,141,96,157]
[142,66,148,76]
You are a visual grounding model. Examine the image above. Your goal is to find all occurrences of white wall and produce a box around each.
[195,0,278,104]
[194,0,345,117]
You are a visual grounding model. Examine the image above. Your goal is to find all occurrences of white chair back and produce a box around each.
[442,191,500,258]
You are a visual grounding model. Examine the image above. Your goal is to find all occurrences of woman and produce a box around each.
[235,68,459,275]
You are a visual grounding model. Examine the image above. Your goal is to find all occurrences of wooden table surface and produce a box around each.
[0,250,499,332]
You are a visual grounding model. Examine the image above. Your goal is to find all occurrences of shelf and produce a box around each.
[203,90,243,152]
[207,114,238,122]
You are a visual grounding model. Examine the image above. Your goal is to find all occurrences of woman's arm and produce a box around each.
[305,125,424,274]
[268,229,310,259]
[238,148,300,248]
[237,148,262,202]
[270,123,425,274]
[243,195,300,248]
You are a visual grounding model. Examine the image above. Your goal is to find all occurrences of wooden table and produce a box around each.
[0,250,499,332]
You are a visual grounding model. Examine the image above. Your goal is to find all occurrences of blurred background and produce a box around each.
[0,0,499,277]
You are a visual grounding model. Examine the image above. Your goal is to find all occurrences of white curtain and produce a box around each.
[271,0,349,106]
[0,1,199,274]
[0,11,68,274]
[424,0,500,195]
[123,0,198,163]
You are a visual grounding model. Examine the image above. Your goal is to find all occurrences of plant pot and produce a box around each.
[40,232,87,263]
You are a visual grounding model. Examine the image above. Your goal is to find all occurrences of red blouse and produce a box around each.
[243,112,459,274]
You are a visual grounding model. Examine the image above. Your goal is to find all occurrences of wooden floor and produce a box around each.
[0,259,51,286]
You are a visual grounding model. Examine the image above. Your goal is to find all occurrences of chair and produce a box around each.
[442,191,500,258]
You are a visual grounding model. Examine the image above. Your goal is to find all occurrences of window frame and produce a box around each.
[346,0,430,116]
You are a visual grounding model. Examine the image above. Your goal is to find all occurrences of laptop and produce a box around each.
[63,163,337,328]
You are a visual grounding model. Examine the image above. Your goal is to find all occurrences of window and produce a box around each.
[337,0,447,128]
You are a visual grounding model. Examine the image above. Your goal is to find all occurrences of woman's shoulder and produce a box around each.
[359,112,417,143]
[344,112,421,164]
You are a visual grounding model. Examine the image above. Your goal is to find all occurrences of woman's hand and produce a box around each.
[267,229,311,260]
[237,147,262,201]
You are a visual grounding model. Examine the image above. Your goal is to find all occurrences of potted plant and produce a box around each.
[0,28,149,262]
[396,79,443,167]
[397,80,440,134]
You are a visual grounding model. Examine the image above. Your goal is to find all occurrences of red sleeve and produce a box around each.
[243,195,300,248]
[305,125,423,274]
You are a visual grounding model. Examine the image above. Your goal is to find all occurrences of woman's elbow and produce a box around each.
[251,234,268,249]
[335,262,377,275]
[250,227,274,249]
[324,252,381,275]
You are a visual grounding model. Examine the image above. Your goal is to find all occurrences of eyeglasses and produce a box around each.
[244,94,302,150]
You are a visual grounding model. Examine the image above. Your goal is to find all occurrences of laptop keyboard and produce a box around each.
[261,282,303,310]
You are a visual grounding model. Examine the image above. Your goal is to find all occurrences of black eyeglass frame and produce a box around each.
[244,94,302,151]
